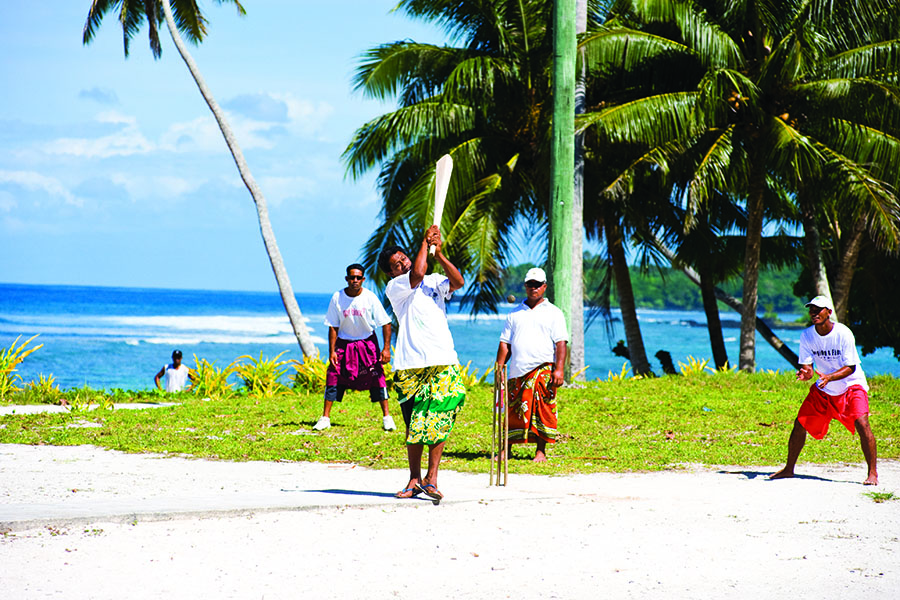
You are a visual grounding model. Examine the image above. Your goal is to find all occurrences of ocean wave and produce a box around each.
[108,314,318,333]
[0,313,327,340]
[126,334,328,346]
[445,312,507,322]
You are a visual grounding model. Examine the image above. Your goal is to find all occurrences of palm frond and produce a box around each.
[353,42,463,102]
[343,101,476,179]
[686,125,736,221]
[819,40,900,81]
[578,92,700,145]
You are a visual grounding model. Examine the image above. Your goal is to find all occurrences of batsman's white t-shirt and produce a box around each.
[798,322,868,395]
[499,299,569,378]
[163,364,190,393]
[384,272,458,370]
[324,288,391,341]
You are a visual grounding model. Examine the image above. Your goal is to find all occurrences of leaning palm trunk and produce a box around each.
[832,218,867,323]
[160,0,316,357]
[798,191,834,306]
[698,264,729,369]
[739,166,766,372]
[605,220,652,375]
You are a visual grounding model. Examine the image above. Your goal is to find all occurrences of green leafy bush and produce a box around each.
[20,373,62,404]
[291,353,328,394]
[190,355,236,399]
[0,334,43,400]
[234,351,291,398]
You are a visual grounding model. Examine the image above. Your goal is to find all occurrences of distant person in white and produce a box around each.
[496,267,568,462]
[154,350,191,392]
[314,263,395,432]
[770,296,878,485]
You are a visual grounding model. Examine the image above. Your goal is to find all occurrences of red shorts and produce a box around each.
[796,384,869,440]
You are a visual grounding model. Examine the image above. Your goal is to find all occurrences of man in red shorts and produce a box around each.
[770,295,878,485]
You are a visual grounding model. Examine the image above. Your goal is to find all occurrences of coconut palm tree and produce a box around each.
[82,0,318,357]
[579,0,900,371]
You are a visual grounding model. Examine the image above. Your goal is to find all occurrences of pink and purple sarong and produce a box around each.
[325,333,387,391]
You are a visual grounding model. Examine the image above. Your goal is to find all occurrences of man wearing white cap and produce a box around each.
[496,267,568,462]
[770,295,878,485]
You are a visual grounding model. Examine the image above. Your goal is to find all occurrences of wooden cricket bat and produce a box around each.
[430,154,453,255]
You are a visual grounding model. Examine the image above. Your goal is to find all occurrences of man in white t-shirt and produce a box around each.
[496,267,568,462]
[771,295,878,485]
[379,225,466,503]
[314,263,395,432]
[154,349,191,392]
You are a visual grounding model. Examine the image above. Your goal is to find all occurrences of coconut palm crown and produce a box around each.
[83,0,246,58]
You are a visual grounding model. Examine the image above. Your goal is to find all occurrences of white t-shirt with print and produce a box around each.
[499,299,569,378]
[384,272,458,370]
[324,288,391,341]
[798,322,868,395]
[163,364,190,393]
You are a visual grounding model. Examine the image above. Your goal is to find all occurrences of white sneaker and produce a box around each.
[313,416,331,431]
[383,415,396,431]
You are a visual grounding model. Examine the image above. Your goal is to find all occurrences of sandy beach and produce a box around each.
[1,443,897,599]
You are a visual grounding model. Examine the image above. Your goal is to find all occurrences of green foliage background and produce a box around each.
[504,261,805,313]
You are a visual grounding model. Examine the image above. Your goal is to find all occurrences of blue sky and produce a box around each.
[1,1,523,294]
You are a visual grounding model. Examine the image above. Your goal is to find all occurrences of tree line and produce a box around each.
[503,260,807,314]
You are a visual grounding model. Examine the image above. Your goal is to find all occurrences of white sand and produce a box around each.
[1,444,897,599]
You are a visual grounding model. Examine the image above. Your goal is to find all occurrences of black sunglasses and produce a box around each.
[346,275,364,281]
[524,280,545,288]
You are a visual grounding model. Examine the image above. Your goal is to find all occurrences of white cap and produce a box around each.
[805,295,834,312]
[524,267,546,283]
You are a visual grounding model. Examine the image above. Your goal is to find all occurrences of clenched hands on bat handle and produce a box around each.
[425,225,442,255]
[411,225,464,293]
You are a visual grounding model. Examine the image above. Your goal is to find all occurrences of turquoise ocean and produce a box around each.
[1,282,897,391]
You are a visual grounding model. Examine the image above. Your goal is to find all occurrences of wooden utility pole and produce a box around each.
[549,0,576,357]
[569,0,587,379]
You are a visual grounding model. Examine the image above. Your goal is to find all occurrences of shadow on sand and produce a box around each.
[718,469,844,483]
[283,488,418,500]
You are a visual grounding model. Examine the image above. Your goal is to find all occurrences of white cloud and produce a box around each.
[159,94,335,154]
[159,116,229,153]
[258,175,317,207]
[276,94,334,136]
[43,111,154,158]
[0,170,82,207]
[108,173,200,202]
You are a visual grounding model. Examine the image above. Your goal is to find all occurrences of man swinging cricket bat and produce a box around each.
[378,154,466,504]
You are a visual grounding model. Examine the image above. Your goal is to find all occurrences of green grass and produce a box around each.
[1,373,898,475]
[863,491,897,503]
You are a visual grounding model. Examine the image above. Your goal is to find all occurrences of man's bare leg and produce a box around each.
[396,443,423,497]
[423,441,445,489]
[378,399,390,417]
[321,399,334,418]
[534,439,548,462]
[855,415,878,485]
[770,419,807,479]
